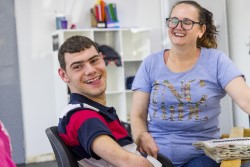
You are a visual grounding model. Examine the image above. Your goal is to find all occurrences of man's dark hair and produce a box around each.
[58,35,99,70]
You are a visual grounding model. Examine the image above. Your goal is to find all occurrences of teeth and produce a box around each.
[85,76,100,84]
[175,33,184,37]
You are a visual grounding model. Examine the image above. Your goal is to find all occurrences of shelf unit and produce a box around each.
[52,28,151,122]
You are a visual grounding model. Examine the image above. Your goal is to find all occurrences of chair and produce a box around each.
[45,126,79,167]
[46,126,173,167]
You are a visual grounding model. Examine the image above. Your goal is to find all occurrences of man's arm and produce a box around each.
[91,134,154,167]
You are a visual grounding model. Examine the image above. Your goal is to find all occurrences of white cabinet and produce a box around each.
[52,28,151,122]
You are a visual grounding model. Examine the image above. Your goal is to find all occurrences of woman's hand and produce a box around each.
[136,131,159,158]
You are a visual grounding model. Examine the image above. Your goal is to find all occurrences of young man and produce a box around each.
[57,35,162,167]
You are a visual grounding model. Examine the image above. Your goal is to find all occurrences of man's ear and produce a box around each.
[58,68,70,83]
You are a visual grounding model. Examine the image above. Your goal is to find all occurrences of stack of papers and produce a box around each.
[193,137,250,162]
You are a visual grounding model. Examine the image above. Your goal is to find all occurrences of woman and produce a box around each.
[130,1,250,167]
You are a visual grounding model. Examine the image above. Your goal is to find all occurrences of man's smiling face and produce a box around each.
[59,45,107,101]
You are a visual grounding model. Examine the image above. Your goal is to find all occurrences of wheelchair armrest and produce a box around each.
[120,121,173,167]
[157,153,174,167]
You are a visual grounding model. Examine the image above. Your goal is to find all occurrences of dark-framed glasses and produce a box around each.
[166,17,201,30]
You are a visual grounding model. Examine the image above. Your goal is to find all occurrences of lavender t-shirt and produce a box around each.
[132,47,243,166]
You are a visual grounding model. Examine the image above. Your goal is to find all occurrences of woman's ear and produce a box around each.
[199,24,206,38]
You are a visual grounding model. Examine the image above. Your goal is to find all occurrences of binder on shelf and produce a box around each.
[90,8,97,27]
[90,1,119,28]
[97,22,106,28]
[106,21,119,28]
[105,3,119,28]
[91,6,105,28]
[112,4,118,22]
[100,0,105,22]
[105,5,111,23]
[95,4,102,22]
[108,3,116,22]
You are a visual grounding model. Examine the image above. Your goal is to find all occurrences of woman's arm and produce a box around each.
[130,91,159,158]
[225,76,250,114]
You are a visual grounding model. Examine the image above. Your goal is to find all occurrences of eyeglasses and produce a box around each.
[166,17,201,30]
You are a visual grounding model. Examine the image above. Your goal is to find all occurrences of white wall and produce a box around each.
[15,0,57,162]
[14,0,162,162]
[227,0,250,128]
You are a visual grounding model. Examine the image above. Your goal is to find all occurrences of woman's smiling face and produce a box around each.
[168,3,205,47]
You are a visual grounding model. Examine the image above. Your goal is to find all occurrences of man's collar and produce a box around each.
[69,93,110,113]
